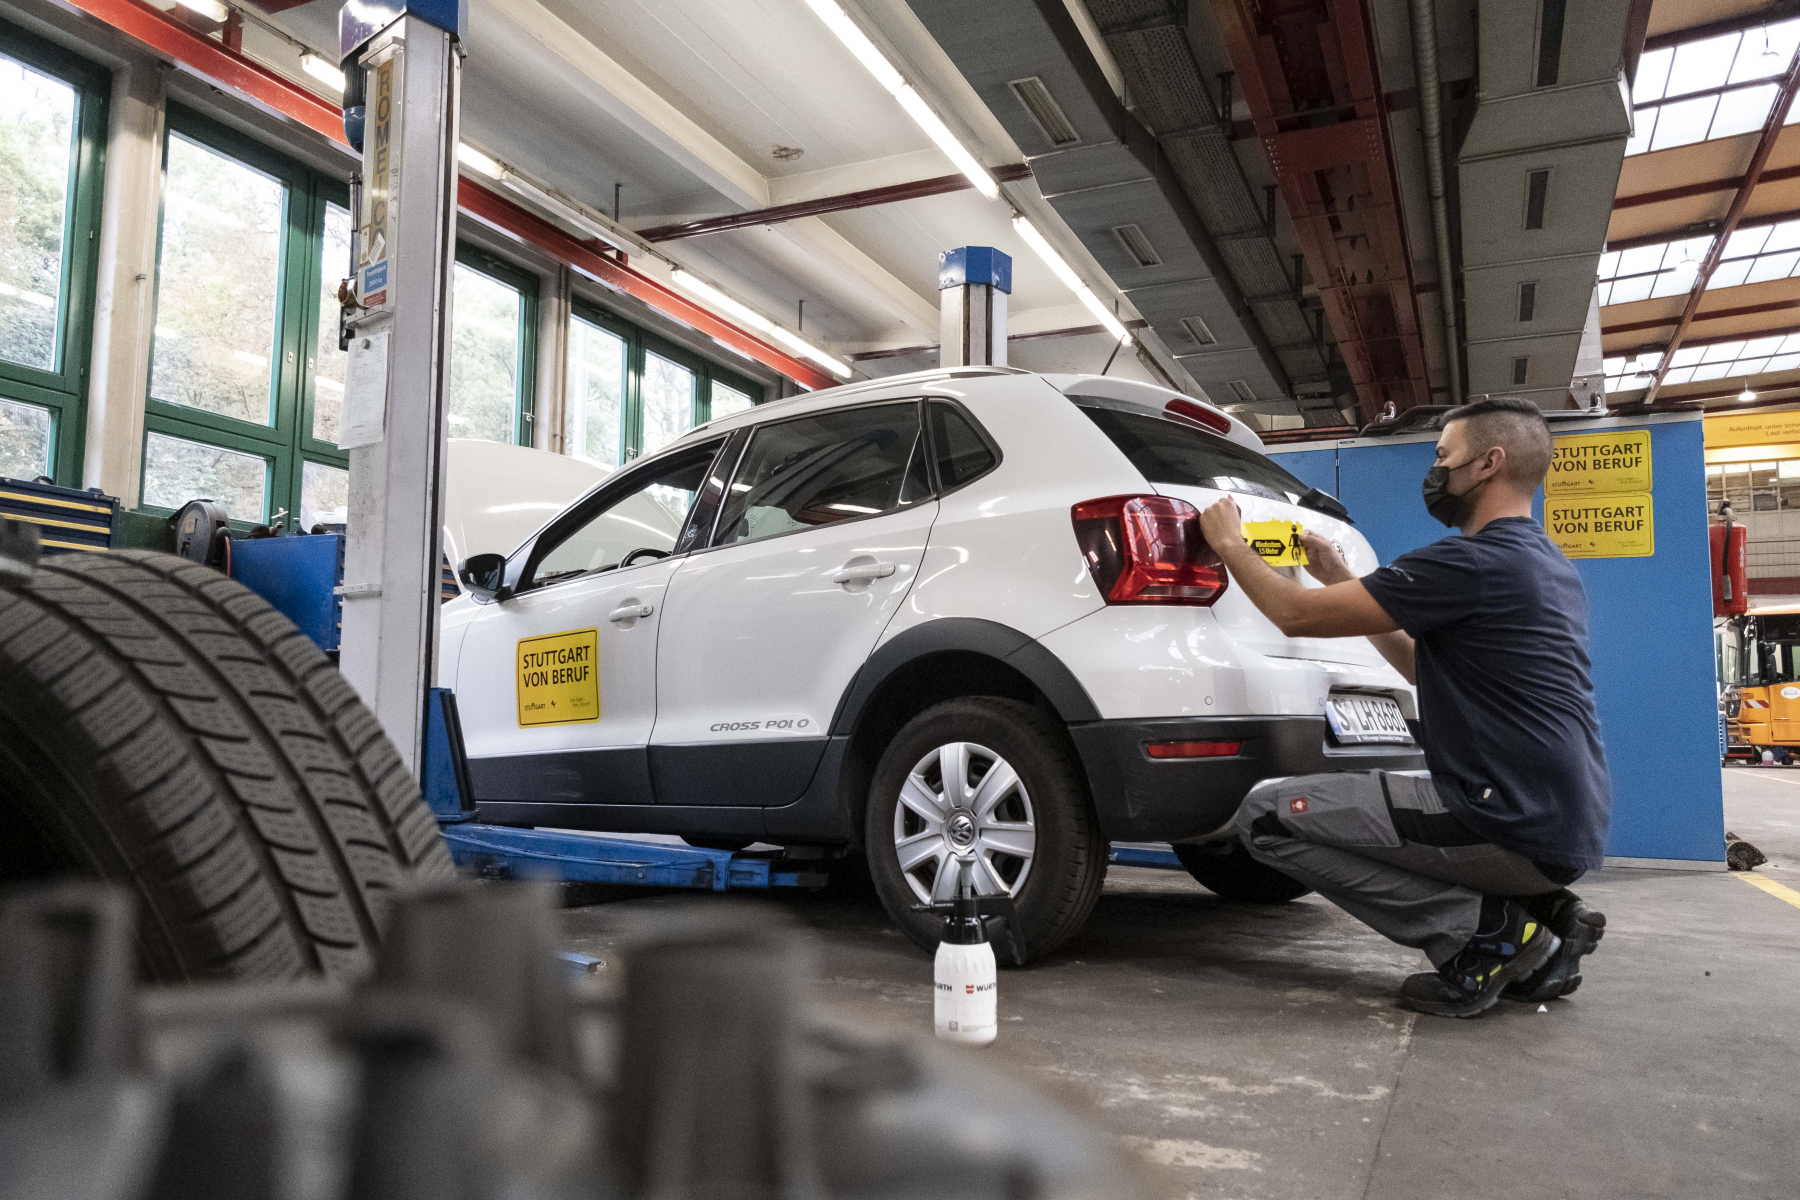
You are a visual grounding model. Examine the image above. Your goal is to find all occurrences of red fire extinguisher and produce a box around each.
[1712,507,1748,617]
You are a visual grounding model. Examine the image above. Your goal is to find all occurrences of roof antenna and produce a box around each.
[1099,299,1123,375]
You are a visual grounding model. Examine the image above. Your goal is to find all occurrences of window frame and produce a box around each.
[141,104,349,527]
[568,295,766,467]
[700,397,935,553]
[0,19,108,487]
[453,244,538,447]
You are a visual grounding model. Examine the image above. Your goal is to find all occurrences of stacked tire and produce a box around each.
[0,549,453,982]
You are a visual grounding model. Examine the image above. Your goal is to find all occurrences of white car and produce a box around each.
[441,368,1423,955]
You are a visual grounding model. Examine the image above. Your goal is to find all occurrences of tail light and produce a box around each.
[1146,740,1241,759]
[1071,494,1229,605]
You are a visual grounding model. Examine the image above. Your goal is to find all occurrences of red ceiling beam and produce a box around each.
[60,0,836,391]
[1604,299,1800,338]
[1639,50,1800,405]
[637,163,1033,242]
[1211,0,1431,419]
[1605,319,1800,361]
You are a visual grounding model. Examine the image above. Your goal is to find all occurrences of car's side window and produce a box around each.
[929,401,998,490]
[526,439,723,588]
[712,402,928,548]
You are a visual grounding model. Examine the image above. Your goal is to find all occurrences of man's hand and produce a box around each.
[1300,531,1354,585]
[1197,495,1245,554]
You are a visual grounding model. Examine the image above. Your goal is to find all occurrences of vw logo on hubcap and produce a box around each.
[946,811,976,849]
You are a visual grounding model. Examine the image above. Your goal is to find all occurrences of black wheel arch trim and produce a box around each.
[828,617,1101,738]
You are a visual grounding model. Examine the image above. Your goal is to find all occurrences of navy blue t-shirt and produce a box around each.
[1360,517,1612,871]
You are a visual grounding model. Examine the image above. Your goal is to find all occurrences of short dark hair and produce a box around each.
[1445,396,1552,488]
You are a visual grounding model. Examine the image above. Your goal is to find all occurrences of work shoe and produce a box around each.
[1504,892,1605,1003]
[1397,902,1560,1019]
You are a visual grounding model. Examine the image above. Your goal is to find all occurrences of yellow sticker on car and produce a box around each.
[517,629,600,726]
[1241,519,1309,567]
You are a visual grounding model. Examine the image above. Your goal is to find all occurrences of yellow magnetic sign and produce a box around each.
[1242,520,1309,567]
[517,629,600,727]
[1545,430,1651,496]
[1544,494,1654,559]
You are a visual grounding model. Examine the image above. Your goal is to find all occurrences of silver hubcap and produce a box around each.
[892,741,1036,904]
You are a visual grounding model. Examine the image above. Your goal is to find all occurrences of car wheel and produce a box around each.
[1172,842,1311,903]
[0,550,456,982]
[865,697,1105,960]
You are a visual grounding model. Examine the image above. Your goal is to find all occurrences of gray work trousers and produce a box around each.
[1235,770,1573,967]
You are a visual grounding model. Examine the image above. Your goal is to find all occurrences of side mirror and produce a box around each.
[458,552,510,601]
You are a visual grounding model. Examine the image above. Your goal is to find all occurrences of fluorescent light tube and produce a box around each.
[174,0,230,21]
[670,271,775,334]
[802,0,905,94]
[456,143,505,180]
[498,172,635,255]
[804,0,997,200]
[300,54,346,92]
[1012,215,1133,345]
[896,86,997,199]
[769,325,853,378]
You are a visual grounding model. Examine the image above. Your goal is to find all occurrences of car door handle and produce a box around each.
[832,561,897,584]
[608,602,654,623]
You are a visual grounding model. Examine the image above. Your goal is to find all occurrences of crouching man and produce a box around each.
[1196,398,1609,1018]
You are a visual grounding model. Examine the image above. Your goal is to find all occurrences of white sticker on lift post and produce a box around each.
[357,46,402,316]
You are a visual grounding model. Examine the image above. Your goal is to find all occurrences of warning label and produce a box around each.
[1242,519,1309,567]
[1546,430,1651,496]
[517,628,600,727]
[1544,494,1654,559]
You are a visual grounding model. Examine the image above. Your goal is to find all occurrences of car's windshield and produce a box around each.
[1079,404,1311,504]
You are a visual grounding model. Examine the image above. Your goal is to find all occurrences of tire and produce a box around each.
[0,550,455,982]
[1172,842,1311,903]
[864,697,1105,960]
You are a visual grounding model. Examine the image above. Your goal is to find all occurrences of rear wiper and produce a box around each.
[1299,488,1352,523]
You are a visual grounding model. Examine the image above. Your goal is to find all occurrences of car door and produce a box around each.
[454,436,731,810]
[651,400,937,807]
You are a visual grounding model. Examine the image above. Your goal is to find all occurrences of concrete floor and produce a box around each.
[556,770,1800,1199]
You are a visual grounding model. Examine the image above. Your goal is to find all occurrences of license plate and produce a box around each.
[1325,694,1414,744]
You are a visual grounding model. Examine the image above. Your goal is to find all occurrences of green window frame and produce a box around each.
[567,296,765,468]
[0,20,107,487]
[141,105,350,528]
[450,244,537,447]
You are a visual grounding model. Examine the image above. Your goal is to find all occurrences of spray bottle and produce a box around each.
[914,859,1026,1045]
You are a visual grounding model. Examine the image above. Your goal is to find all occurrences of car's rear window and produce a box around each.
[1079,405,1308,503]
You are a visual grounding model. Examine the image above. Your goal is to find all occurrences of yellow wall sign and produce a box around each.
[1544,494,1654,559]
[1704,410,1800,449]
[1242,520,1308,567]
[1545,430,1651,496]
[517,629,600,727]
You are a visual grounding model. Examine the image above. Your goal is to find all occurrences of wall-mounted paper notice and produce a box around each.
[339,330,390,449]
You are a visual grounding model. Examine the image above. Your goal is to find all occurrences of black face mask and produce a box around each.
[1421,455,1485,527]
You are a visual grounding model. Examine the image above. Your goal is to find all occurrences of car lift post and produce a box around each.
[336,0,464,779]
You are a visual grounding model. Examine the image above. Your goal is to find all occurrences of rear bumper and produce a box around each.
[1067,715,1427,843]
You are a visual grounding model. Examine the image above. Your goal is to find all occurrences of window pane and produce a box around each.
[641,352,695,454]
[711,382,754,419]
[0,56,76,373]
[313,203,352,443]
[532,442,720,586]
[151,134,285,425]
[0,396,53,477]
[449,263,522,443]
[715,403,926,547]
[567,315,624,466]
[1080,404,1310,503]
[299,460,347,529]
[142,431,267,521]
[931,403,997,488]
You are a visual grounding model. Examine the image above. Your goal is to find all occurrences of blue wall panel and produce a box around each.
[1319,418,1721,863]
[1268,446,1337,497]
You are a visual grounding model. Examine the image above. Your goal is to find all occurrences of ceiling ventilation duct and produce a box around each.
[1008,75,1083,147]
[1456,2,1632,403]
[905,0,1295,405]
